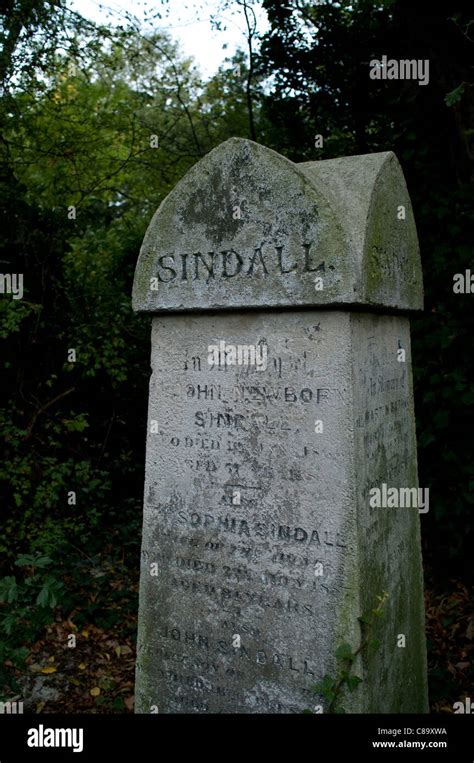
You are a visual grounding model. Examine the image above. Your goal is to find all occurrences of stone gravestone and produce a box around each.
[132,138,428,714]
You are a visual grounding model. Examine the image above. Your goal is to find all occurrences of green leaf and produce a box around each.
[36,585,51,607]
[444,83,465,107]
[0,576,18,603]
[346,675,363,692]
[35,578,63,608]
[9,647,29,667]
[368,638,381,652]
[1,613,18,636]
[314,675,336,700]
[335,643,355,662]
[15,554,52,568]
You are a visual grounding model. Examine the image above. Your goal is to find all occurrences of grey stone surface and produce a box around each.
[351,314,428,712]
[133,139,428,714]
[133,139,423,313]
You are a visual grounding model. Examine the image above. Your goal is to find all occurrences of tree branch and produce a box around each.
[23,387,75,441]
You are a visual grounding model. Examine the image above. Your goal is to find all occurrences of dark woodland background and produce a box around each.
[0,0,472,712]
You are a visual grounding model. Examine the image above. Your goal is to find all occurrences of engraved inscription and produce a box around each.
[137,311,354,713]
[153,242,321,284]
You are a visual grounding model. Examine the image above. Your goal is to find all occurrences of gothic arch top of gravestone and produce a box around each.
[132,137,423,313]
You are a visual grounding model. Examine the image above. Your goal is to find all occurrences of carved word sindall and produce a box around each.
[150,243,320,284]
[208,340,267,371]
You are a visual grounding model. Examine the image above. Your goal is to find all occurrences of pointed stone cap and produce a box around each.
[132,138,423,313]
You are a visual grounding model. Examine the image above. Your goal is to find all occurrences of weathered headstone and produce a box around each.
[132,138,428,713]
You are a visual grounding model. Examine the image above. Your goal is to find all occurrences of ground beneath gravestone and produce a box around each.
[12,562,138,714]
[21,620,136,713]
[425,581,474,713]
[3,570,472,714]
